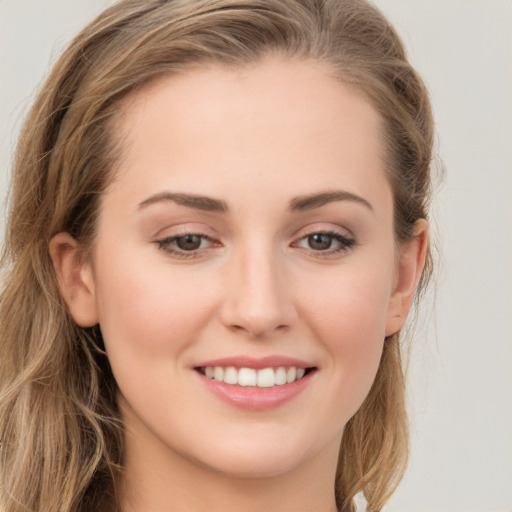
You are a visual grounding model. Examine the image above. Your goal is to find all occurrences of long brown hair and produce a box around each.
[0,1,434,510]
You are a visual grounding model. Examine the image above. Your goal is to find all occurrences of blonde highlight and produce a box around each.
[0,1,434,510]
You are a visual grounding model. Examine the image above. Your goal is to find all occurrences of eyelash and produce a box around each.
[155,230,355,259]
[156,233,217,259]
[293,230,356,257]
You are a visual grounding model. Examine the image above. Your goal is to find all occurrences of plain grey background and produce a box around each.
[1,1,511,511]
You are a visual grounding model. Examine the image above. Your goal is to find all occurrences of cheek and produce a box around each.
[92,244,218,366]
[299,258,393,344]
[91,249,222,432]
[295,257,394,412]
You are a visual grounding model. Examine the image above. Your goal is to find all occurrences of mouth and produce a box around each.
[193,356,317,409]
[196,365,316,388]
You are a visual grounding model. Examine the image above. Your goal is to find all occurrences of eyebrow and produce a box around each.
[137,189,373,214]
[138,192,228,213]
[289,190,373,212]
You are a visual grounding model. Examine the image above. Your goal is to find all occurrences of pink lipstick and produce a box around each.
[193,356,317,410]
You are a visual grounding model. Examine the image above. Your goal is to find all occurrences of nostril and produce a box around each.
[229,321,289,339]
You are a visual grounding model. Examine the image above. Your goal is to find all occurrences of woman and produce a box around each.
[0,1,434,511]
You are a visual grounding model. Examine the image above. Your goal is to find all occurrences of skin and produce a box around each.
[50,57,428,512]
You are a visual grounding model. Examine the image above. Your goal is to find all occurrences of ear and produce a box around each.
[49,232,99,327]
[385,219,429,337]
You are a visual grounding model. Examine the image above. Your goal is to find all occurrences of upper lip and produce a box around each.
[194,355,315,370]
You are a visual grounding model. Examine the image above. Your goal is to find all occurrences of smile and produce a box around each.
[194,357,317,410]
[197,366,309,387]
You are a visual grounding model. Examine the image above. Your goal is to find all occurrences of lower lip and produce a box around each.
[196,371,315,411]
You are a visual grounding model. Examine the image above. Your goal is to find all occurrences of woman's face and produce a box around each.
[62,58,420,479]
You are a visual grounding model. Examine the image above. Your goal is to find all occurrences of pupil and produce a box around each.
[177,235,201,250]
[308,234,332,250]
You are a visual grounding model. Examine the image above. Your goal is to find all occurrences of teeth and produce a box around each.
[201,365,309,387]
[257,368,275,388]
[238,368,257,386]
[224,366,238,385]
[286,366,296,383]
[213,366,224,382]
[275,367,287,385]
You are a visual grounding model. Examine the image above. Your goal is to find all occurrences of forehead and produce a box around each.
[105,57,390,215]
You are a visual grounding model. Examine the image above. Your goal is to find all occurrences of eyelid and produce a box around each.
[291,225,356,257]
[153,224,223,259]
[291,220,354,238]
[156,234,221,259]
[152,221,218,240]
[152,223,356,259]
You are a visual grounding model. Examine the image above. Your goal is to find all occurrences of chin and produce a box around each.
[201,450,307,479]
[186,429,336,480]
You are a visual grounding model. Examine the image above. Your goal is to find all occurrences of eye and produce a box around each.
[306,233,335,251]
[294,230,355,256]
[155,233,218,257]
[174,234,204,251]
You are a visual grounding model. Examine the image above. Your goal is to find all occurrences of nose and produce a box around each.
[220,245,297,339]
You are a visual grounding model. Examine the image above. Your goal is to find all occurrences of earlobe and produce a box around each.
[49,232,99,327]
[385,219,429,337]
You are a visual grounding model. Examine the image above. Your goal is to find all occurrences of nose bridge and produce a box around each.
[222,237,296,337]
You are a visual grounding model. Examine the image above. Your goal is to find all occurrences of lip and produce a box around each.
[195,370,315,411]
[193,355,317,411]
[194,355,314,370]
